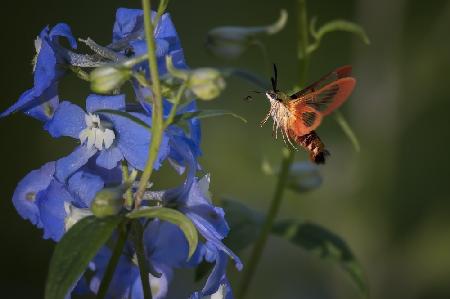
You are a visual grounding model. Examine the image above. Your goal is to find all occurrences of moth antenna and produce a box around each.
[270,77,277,91]
[273,63,278,91]
[248,90,264,94]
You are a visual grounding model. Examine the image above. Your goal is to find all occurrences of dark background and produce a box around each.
[1,0,450,298]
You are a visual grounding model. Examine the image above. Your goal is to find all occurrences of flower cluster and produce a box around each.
[4,8,240,298]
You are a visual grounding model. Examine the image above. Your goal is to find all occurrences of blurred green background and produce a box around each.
[1,0,450,298]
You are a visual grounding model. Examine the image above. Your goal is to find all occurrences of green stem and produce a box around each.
[237,1,310,298]
[152,0,169,28]
[135,0,164,207]
[298,0,309,85]
[97,221,129,299]
[121,161,134,208]
[132,221,153,299]
[164,83,188,129]
[237,149,294,299]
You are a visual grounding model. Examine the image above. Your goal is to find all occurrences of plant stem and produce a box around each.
[237,1,310,298]
[164,83,188,129]
[236,149,295,299]
[135,0,164,207]
[121,161,134,208]
[131,221,153,299]
[97,221,129,299]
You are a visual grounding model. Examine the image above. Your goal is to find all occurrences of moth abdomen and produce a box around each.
[291,130,330,164]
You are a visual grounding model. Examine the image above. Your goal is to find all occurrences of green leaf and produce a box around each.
[273,219,368,297]
[221,198,263,252]
[307,18,370,55]
[45,215,123,299]
[170,110,247,127]
[95,109,151,130]
[334,110,361,153]
[127,207,198,259]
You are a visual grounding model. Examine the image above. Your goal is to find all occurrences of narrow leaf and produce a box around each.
[170,110,247,127]
[127,207,198,259]
[45,215,123,299]
[273,219,368,297]
[334,110,361,153]
[95,109,151,130]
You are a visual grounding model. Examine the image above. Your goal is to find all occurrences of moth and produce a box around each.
[257,65,356,164]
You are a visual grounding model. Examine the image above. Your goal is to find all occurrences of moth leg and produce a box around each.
[260,110,272,127]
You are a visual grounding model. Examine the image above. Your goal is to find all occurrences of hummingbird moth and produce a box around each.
[257,64,356,164]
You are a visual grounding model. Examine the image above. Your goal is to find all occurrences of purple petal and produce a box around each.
[50,23,77,49]
[44,101,86,138]
[38,181,72,241]
[68,171,104,208]
[55,146,97,182]
[34,40,58,96]
[201,251,228,296]
[1,89,34,118]
[86,94,126,113]
[12,162,56,227]
[188,212,242,271]
[96,146,124,170]
[25,93,59,122]
[113,8,144,41]
[111,112,170,170]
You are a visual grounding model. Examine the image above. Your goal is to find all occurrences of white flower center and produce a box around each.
[79,113,115,150]
[64,203,93,232]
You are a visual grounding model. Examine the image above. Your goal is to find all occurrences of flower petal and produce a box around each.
[96,146,124,170]
[55,146,97,182]
[86,94,126,113]
[111,112,170,170]
[12,161,55,227]
[113,8,144,41]
[50,23,77,49]
[34,40,59,95]
[38,181,72,241]
[68,171,104,208]
[44,101,86,138]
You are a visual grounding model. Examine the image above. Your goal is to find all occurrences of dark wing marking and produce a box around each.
[302,111,317,127]
[305,84,340,112]
[290,65,352,99]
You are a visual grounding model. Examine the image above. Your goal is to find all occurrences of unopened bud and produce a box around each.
[90,65,131,94]
[91,186,125,218]
[188,68,226,100]
[287,161,322,193]
[206,9,288,60]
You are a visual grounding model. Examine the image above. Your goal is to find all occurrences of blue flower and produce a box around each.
[1,23,76,121]
[90,246,172,299]
[44,94,170,180]
[12,157,121,241]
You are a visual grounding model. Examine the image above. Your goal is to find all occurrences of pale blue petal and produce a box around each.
[68,171,104,208]
[96,146,124,170]
[55,146,97,182]
[45,101,86,138]
[12,162,55,227]
[86,94,126,113]
[50,23,77,49]
[38,181,72,241]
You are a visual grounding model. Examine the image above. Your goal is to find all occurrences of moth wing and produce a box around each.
[290,65,353,99]
[291,77,356,117]
[288,103,323,136]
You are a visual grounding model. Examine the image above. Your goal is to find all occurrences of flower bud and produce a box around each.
[188,68,226,101]
[206,9,288,60]
[91,186,125,218]
[287,161,322,193]
[90,65,131,94]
